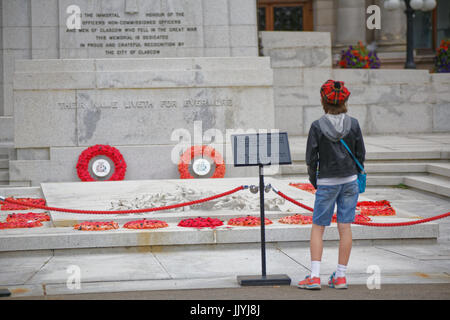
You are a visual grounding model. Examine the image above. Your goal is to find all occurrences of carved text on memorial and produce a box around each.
[65,11,199,56]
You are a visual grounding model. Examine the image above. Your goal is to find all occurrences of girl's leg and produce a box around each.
[335,181,358,267]
[337,222,352,266]
[310,223,325,261]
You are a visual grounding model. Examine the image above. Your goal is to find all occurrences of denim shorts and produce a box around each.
[312,180,359,226]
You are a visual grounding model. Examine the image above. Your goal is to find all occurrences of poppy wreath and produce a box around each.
[0,219,43,229]
[227,216,273,227]
[178,145,225,179]
[177,217,224,229]
[331,214,372,223]
[356,200,396,216]
[74,221,119,231]
[76,144,127,182]
[123,219,169,229]
[6,212,50,222]
[289,183,316,194]
[279,214,313,225]
[0,198,46,211]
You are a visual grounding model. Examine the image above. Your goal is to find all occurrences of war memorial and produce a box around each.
[0,0,449,300]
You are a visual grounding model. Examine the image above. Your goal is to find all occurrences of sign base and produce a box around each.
[237,274,291,286]
[0,288,11,297]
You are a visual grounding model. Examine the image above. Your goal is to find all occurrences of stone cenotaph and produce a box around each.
[10,0,275,186]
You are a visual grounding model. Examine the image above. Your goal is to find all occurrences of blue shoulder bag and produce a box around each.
[340,139,366,193]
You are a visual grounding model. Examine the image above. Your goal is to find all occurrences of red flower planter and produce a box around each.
[76,144,127,181]
[178,145,225,179]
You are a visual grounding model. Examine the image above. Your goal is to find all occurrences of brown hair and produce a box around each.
[321,98,348,115]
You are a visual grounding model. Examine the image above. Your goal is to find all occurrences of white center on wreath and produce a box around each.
[192,158,211,176]
[92,159,111,177]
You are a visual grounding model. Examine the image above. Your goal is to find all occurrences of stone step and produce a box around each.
[0,169,9,182]
[290,150,448,162]
[366,175,404,186]
[0,217,439,252]
[280,162,431,175]
[0,143,14,159]
[427,163,450,178]
[0,159,8,169]
[0,116,13,143]
[0,186,43,197]
[404,175,450,198]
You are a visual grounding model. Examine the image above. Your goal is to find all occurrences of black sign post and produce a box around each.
[232,132,292,286]
[0,288,11,297]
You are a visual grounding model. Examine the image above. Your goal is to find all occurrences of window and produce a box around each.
[257,0,313,32]
[436,0,450,46]
[413,10,433,49]
[413,1,450,51]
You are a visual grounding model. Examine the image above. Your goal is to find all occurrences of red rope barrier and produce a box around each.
[1,184,448,227]
[0,186,244,215]
[275,189,450,227]
[276,190,315,212]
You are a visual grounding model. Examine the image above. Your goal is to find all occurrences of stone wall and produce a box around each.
[1,0,258,116]
[11,57,274,186]
[260,31,450,136]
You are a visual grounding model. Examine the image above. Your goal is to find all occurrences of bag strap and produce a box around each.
[340,139,365,173]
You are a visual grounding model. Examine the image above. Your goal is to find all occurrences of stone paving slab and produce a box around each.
[1,242,449,298]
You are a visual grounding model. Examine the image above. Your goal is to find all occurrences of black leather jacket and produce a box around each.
[306,114,365,188]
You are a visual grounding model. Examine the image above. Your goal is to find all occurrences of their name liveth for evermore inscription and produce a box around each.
[57,99,234,110]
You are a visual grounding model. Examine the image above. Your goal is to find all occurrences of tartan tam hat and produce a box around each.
[320,79,351,105]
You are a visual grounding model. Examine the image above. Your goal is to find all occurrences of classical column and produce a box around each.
[313,0,337,43]
[374,0,407,61]
[335,0,367,47]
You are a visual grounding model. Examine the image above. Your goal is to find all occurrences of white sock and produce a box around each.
[311,260,321,278]
[336,264,347,278]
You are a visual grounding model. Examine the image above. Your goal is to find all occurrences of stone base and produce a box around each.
[0,177,439,252]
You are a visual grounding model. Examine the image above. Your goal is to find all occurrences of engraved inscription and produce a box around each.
[57,99,233,110]
[63,7,199,57]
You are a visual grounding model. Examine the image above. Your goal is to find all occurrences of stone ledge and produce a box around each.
[0,219,438,252]
[16,57,271,73]
[260,31,332,49]
[14,69,274,90]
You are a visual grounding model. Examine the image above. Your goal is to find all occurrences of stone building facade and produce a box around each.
[0,0,448,186]
[258,0,450,68]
